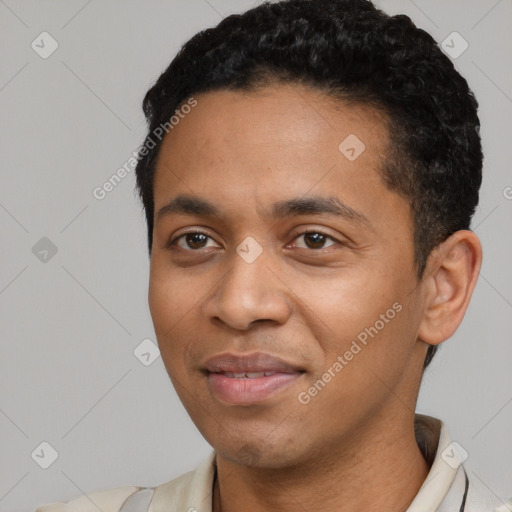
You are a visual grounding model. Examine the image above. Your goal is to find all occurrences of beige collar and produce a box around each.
[150,414,466,512]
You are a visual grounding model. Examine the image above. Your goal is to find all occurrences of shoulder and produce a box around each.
[149,451,217,509]
[465,468,512,512]
[34,486,142,512]
[493,503,512,512]
[34,452,216,512]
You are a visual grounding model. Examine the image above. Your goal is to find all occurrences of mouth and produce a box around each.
[217,371,283,378]
[203,352,305,405]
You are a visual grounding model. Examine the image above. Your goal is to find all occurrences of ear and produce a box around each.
[418,230,482,346]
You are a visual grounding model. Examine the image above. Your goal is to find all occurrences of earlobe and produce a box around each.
[417,230,482,346]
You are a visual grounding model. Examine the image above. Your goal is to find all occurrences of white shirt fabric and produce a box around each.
[35,414,511,512]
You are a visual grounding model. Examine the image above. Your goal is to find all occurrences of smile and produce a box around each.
[203,352,305,405]
[206,371,302,405]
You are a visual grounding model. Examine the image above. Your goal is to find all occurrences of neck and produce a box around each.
[213,413,430,512]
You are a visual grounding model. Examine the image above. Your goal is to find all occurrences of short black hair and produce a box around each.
[135,0,482,369]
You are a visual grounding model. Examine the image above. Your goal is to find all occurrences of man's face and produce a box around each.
[148,84,427,467]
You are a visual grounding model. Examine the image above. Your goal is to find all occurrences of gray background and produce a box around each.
[0,0,511,510]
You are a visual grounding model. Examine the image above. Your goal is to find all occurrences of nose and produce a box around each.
[204,245,292,331]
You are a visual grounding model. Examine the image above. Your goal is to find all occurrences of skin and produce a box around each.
[148,83,482,512]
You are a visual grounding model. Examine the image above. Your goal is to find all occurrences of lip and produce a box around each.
[203,352,304,405]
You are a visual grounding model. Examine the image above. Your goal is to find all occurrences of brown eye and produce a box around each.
[294,231,338,250]
[304,233,328,249]
[168,231,217,250]
[184,233,208,249]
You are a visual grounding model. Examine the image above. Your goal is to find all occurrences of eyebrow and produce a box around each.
[156,194,371,227]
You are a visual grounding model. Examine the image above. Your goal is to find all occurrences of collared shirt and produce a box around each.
[36,414,511,512]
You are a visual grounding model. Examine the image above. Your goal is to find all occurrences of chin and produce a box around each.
[212,431,311,469]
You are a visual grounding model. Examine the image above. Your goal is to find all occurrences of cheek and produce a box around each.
[298,267,416,378]
[148,262,200,369]
[149,260,190,328]
[290,269,393,344]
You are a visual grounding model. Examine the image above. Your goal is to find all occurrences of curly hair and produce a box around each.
[134,0,482,369]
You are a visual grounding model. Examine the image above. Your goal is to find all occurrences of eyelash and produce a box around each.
[167,229,343,251]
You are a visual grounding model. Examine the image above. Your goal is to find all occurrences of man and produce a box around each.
[36,0,511,510]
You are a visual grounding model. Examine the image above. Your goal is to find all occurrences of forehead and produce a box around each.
[156,83,389,163]
[152,83,394,221]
